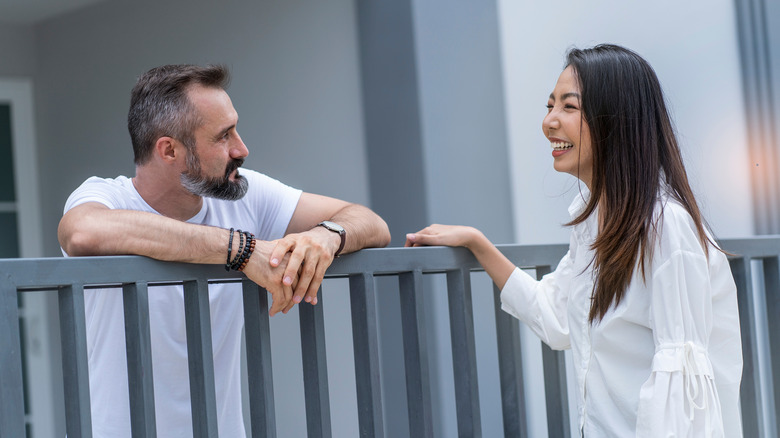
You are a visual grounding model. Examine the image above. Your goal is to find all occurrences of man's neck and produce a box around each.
[133,165,203,221]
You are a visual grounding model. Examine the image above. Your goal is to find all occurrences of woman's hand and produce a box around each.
[405,224,483,249]
[405,224,516,289]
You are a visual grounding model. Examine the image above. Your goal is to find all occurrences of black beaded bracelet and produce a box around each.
[226,229,245,271]
[230,231,255,271]
[225,228,235,271]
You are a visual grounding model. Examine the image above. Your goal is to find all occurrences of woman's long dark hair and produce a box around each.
[565,44,715,323]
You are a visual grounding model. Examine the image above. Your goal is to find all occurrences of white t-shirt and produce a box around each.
[62,169,302,438]
[500,189,743,437]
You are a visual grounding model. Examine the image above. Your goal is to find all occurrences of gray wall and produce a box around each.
[0,23,36,77]
[30,1,370,437]
[34,0,371,258]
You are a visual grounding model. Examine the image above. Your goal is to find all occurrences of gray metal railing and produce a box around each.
[1,239,778,437]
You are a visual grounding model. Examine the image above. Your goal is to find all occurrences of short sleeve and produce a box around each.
[63,176,137,213]
[500,251,573,350]
[636,249,726,437]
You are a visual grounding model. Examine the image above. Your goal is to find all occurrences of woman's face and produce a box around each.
[542,66,593,188]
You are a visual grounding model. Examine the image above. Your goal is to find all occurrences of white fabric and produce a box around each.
[500,189,743,437]
[62,169,302,438]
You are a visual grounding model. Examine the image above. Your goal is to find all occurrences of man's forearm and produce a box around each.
[59,203,230,264]
[328,203,390,255]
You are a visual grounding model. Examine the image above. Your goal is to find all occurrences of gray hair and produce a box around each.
[127,64,230,164]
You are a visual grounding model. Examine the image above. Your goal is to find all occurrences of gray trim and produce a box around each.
[242,280,276,438]
[58,283,92,438]
[0,279,24,438]
[300,287,332,438]
[349,273,385,437]
[399,270,434,438]
[446,268,481,437]
[494,281,528,438]
[123,282,156,438]
[183,279,219,437]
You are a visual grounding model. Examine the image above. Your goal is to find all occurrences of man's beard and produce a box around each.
[180,152,248,201]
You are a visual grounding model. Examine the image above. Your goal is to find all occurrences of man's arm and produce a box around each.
[269,192,391,311]
[59,202,296,315]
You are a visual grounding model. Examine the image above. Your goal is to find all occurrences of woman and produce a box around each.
[406,44,742,437]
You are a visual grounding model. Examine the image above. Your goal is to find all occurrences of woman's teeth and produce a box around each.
[551,141,573,151]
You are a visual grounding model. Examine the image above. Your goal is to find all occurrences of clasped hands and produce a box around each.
[242,228,339,316]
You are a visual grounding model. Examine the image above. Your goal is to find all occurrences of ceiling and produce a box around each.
[0,0,112,25]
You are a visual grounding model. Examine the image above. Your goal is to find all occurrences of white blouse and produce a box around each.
[500,190,743,437]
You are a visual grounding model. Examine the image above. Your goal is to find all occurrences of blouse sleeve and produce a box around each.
[499,251,573,350]
[636,249,726,437]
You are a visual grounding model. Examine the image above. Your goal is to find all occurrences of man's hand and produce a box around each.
[241,240,300,316]
[267,226,340,308]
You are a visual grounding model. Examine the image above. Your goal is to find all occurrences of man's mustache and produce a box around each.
[225,159,244,178]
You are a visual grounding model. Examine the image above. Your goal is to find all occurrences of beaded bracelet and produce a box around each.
[224,228,236,271]
[225,228,246,271]
[237,233,256,271]
[228,230,256,271]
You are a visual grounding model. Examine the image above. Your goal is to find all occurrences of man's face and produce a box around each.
[179,85,249,200]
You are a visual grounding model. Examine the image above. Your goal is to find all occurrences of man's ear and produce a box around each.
[154,136,181,163]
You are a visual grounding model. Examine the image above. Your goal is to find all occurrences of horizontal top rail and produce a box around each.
[2,237,778,289]
[1,245,569,290]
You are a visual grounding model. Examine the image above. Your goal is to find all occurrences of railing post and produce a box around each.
[493,283,528,438]
[535,266,570,438]
[349,272,384,438]
[59,283,93,438]
[764,256,780,434]
[300,287,332,438]
[446,268,481,438]
[123,281,157,438]
[0,280,25,437]
[183,279,219,438]
[398,270,434,438]
[242,280,277,438]
[731,257,761,437]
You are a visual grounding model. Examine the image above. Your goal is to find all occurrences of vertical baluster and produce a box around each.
[398,270,433,438]
[242,280,276,438]
[183,279,218,438]
[59,283,93,438]
[493,282,527,438]
[446,268,481,437]
[349,272,384,438]
[762,256,780,434]
[0,281,25,437]
[123,281,157,437]
[300,287,332,438]
[731,257,760,437]
[534,266,570,438]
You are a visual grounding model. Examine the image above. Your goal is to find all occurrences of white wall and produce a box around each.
[497,1,753,435]
[499,0,753,245]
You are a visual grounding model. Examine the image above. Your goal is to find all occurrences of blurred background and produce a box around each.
[1,0,777,436]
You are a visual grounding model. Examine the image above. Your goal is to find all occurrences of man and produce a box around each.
[58,64,390,437]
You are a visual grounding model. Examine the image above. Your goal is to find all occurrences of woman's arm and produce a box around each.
[405,224,516,289]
